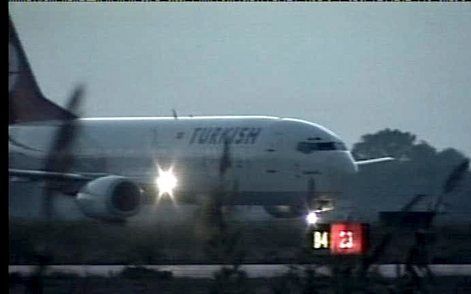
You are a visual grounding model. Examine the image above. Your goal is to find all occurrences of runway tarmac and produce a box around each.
[9,264,471,278]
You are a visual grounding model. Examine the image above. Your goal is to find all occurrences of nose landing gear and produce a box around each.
[304,178,336,225]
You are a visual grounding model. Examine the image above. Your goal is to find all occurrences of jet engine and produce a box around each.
[76,176,142,222]
[263,205,306,218]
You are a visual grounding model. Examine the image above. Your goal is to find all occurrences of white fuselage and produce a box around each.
[9,116,357,206]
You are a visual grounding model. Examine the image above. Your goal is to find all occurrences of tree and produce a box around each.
[350,128,469,212]
[352,129,417,160]
[352,129,468,165]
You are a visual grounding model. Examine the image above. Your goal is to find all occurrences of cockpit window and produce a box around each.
[336,142,347,151]
[317,142,336,150]
[296,141,347,153]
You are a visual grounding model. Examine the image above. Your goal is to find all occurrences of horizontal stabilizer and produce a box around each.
[9,168,100,182]
[355,157,395,167]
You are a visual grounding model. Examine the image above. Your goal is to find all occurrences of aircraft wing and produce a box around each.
[355,157,395,167]
[9,168,156,190]
[9,168,104,182]
[9,167,161,204]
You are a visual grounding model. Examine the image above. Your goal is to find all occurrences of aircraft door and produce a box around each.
[264,130,284,175]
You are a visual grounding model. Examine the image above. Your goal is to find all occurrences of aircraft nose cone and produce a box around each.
[345,152,359,174]
[324,151,357,175]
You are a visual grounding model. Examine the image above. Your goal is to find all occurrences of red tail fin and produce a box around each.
[9,16,76,124]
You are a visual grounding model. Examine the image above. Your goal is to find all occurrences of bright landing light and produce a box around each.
[155,167,177,198]
[306,212,319,225]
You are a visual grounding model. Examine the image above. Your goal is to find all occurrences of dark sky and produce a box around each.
[9,3,471,157]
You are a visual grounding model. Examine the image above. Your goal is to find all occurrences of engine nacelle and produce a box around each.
[263,205,306,218]
[76,176,142,222]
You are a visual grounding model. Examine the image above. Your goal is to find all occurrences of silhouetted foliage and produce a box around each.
[352,128,468,167]
[352,128,417,160]
[442,159,470,195]
[349,128,470,221]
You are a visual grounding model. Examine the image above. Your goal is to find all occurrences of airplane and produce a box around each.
[8,16,393,224]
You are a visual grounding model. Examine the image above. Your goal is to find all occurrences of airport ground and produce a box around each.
[9,182,471,292]
[9,207,471,293]
[9,218,471,265]
[9,265,471,293]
